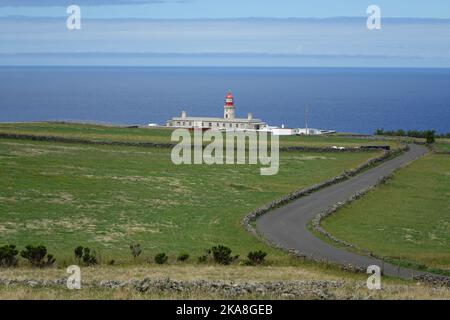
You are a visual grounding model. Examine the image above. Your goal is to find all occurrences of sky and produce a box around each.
[2,0,450,19]
[1,0,450,67]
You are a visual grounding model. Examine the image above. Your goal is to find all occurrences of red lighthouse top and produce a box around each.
[225,91,234,108]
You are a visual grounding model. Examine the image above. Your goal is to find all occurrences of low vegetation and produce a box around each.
[246,250,268,266]
[0,245,19,267]
[154,253,168,265]
[20,245,55,268]
[129,244,142,260]
[177,253,189,262]
[74,246,98,266]
[210,245,239,265]
[374,128,450,144]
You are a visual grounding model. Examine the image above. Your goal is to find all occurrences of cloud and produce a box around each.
[1,17,449,67]
[0,0,176,7]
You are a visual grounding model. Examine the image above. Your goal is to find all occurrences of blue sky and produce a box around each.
[1,1,450,67]
[2,0,450,19]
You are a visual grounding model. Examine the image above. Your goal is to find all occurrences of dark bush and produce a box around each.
[154,253,168,264]
[130,244,142,260]
[20,245,55,268]
[211,245,238,265]
[74,246,97,266]
[0,245,19,267]
[374,128,445,140]
[425,130,436,144]
[74,246,83,261]
[177,253,190,262]
[247,250,267,265]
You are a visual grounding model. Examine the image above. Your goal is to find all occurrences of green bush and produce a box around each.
[425,130,436,144]
[154,253,168,264]
[197,249,211,263]
[246,250,267,265]
[177,253,190,262]
[74,246,83,260]
[130,244,142,260]
[20,245,55,268]
[0,245,19,267]
[211,245,238,265]
[74,246,97,266]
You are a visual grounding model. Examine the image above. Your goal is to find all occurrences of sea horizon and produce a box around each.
[1,66,449,134]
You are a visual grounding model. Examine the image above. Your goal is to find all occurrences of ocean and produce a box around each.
[0,67,449,134]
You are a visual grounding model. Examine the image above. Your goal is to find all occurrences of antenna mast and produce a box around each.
[305,107,309,134]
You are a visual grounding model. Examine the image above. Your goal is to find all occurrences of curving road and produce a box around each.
[256,144,429,279]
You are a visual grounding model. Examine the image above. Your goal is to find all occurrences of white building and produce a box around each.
[166,91,267,130]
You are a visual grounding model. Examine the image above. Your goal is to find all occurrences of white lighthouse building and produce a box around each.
[224,91,236,119]
[166,91,266,130]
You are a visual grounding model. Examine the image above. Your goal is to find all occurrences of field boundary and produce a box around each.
[0,132,391,153]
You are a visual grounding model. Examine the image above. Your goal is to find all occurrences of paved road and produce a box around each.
[257,144,429,279]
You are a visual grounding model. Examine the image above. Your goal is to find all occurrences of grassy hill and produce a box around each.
[0,135,379,264]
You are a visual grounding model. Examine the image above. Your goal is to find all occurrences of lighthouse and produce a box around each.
[224,90,236,119]
[166,90,267,130]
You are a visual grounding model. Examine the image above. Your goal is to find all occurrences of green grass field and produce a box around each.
[435,140,450,153]
[321,153,450,271]
[0,122,401,149]
[0,136,379,264]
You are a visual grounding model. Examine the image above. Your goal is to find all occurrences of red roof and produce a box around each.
[225,91,234,107]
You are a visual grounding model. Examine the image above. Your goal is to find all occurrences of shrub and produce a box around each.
[425,130,436,144]
[74,246,84,261]
[211,245,238,265]
[0,245,19,267]
[177,253,189,262]
[74,246,97,266]
[20,245,55,268]
[154,253,168,264]
[246,250,267,265]
[130,244,142,260]
[197,249,211,263]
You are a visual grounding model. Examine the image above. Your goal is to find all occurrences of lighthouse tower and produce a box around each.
[224,90,236,119]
